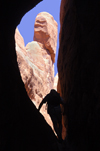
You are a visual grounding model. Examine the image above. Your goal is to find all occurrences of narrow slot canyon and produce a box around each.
[1,0,100,151]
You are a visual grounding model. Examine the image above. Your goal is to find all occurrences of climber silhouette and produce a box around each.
[38,89,64,142]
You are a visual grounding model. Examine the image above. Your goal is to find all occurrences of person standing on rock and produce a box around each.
[38,89,64,143]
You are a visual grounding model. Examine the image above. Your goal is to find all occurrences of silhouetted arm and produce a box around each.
[38,94,49,111]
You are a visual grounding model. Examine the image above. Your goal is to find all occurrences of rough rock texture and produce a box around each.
[25,40,54,102]
[15,23,57,130]
[34,12,58,63]
[58,0,100,150]
[0,1,59,151]
[15,12,58,130]
[15,28,25,51]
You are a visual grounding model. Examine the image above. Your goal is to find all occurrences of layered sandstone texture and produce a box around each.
[58,0,100,150]
[15,12,58,130]
[34,12,58,63]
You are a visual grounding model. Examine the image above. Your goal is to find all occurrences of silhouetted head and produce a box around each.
[38,89,64,111]
[48,89,63,106]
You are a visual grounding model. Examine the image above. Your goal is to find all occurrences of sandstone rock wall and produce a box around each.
[34,12,58,63]
[15,12,58,131]
[58,0,100,150]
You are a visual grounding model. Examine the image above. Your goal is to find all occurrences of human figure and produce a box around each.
[38,89,64,142]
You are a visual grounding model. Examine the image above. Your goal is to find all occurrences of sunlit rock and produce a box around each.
[34,12,58,63]
[15,12,58,131]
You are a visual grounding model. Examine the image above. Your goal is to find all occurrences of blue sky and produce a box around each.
[18,0,61,76]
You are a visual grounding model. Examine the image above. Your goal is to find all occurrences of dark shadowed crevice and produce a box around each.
[1,1,60,150]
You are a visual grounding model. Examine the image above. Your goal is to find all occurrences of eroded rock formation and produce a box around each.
[34,12,58,63]
[58,0,100,150]
[15,12,58,131]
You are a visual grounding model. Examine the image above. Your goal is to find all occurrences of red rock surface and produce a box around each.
[15,12,58,131]
[34,12,58,63]
[58,0,100,150]
[15,28,25,51]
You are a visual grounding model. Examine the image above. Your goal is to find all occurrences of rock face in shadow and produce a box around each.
[0,1,59,151]
[58,0,100,150]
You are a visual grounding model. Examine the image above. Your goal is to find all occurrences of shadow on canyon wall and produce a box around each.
[58,0,100,150]
[0,0,100,151]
